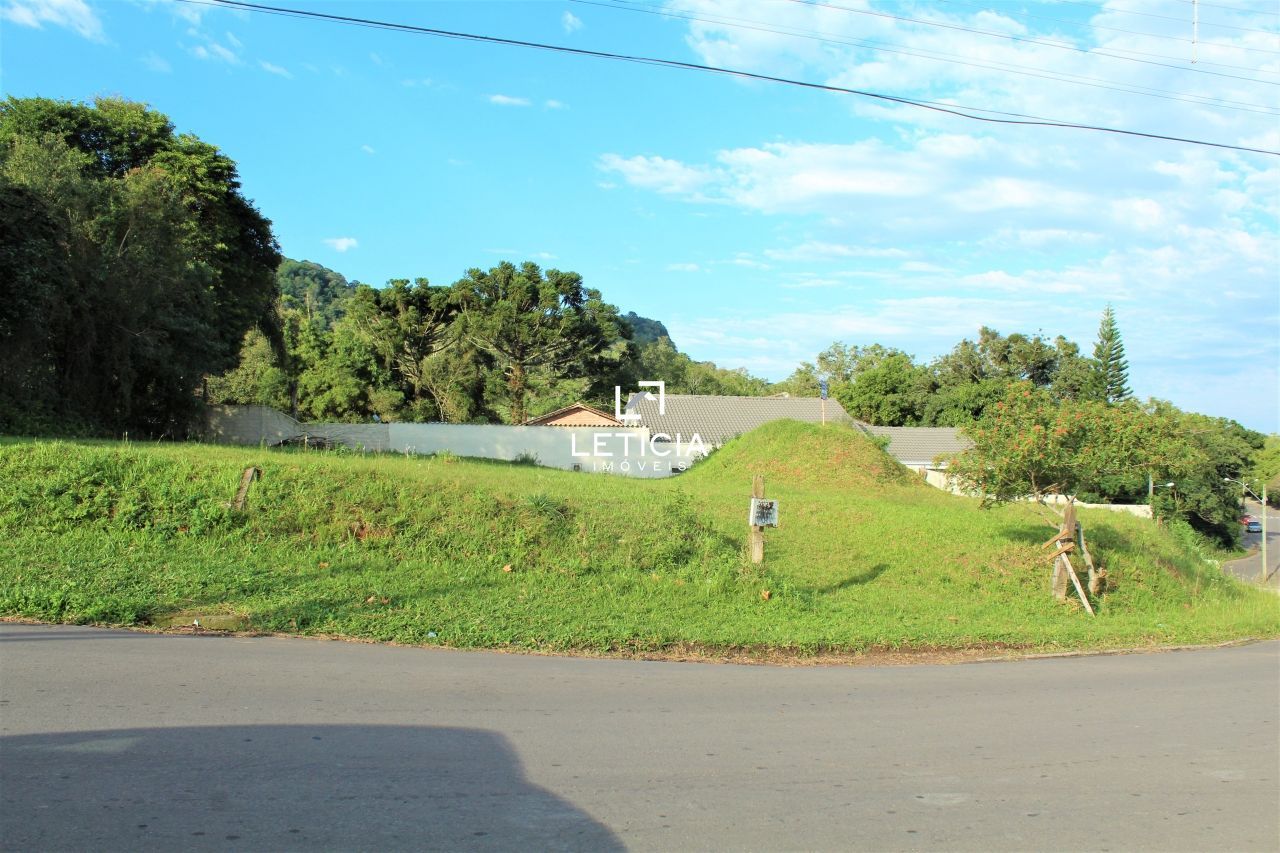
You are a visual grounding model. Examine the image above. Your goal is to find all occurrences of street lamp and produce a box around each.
[1225,477,1270,583]
[1150,481,1175,524]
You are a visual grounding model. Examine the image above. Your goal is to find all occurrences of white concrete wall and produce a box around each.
[307,423,390,453]
[389,423,708,477]
[908,464,1153,518]
[204,405,302,446]
[201,405,708,477]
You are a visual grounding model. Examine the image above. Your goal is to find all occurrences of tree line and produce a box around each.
[775,306,1132,427]
[0,96,278,435]
[1,97,1269,543]
[206,258,769,425]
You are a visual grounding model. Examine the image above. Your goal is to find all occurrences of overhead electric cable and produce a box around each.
[938,0,1280,52]
[1170,0,1280,16]
[1055,0,1280,36]
[788,0,1280,80]
[579,0,1279,115]
[185,0,1280,156]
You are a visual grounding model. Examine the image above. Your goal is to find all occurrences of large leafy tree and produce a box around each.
[835,350,931,425]
[451,261,623,424]
[946,383,1257,544]
[0,96,280,434]
[1093,304,1132,404]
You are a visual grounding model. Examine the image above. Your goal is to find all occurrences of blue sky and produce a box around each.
[3,0,1278,431]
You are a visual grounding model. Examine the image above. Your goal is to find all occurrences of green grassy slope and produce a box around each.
[1,422,1275,654]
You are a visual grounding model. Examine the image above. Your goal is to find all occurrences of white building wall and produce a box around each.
[201,405,707,477]
[388,423,707,478]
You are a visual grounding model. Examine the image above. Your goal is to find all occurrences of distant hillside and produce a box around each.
[621,312,672,347]
[277,259,360,329]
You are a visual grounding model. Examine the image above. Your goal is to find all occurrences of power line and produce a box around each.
[1170,0,1280,16]
[942,0,1280,45]
[1055,0,1280,37]
[186,0,1280,156]
[788,0,1280,81]
[580,0,1279,115]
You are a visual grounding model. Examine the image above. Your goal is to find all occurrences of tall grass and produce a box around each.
[1,423,1275,654]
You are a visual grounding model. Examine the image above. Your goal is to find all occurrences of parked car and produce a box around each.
[1246,520,1263,533]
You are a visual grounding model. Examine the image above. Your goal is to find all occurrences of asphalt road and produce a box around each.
[1224,500,1279,588]
[2,624,1277,852]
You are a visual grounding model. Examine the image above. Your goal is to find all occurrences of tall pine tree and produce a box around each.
[1093,304,1131,404]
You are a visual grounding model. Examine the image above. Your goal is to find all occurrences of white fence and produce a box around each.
[908,464,1153,518]
[202,405,707,478]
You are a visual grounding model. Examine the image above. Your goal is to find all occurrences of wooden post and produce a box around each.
[1047,500,1078,601]
[230,466,262,511]
[750,474,765,565]
[1052,554,1069,601]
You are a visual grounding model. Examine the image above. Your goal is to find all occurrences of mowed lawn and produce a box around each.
[1,422,1276,656]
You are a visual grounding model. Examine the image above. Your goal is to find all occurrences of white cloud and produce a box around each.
[361,145,376,155]
[730,254,770,269]
[369,51,385,66]
[900,261,946,273]
[765,241,909,262]
[259,60,292,78]
[545,99,567,110]
[225,31,242,49]
[489,94,531,107]
[1,0,103,40]
[324,237,359,253]
[401,78,433,88]
[666,263,701,272]
[597,154,714,196]
[141,51,170,73]
[191,40,239,64]
[562,10,582,33]
[1110,197,1167,231]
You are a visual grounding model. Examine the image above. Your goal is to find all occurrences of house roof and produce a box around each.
[624,393,855,445]
[524,402,621,427]
[860,425,971,466]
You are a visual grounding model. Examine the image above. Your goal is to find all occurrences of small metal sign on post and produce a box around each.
[749,498,779,528]
[819,379,828,424]
[749,475,777,564]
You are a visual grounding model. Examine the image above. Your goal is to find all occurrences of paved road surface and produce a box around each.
[1224,499,1279,588]
[2,623,1277,852]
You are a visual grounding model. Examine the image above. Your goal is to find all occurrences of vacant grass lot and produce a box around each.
[1,422,1276,656]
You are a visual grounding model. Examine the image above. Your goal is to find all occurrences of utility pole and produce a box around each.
[1227,477,1270,583]
[1262,482,1272,583]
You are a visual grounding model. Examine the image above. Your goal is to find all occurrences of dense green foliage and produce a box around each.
[0,96,280,435]
[1,428,1274,652]
[620,311,670,347]
[778,326,1104,428]
[1249,435,1280,507]
[947,384,1264,544]
[208,258,774,423]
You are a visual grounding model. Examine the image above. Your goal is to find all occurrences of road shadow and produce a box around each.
[0,724,624,852]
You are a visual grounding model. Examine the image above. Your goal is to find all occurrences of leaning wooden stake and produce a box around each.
[1043,500,1094,614]
[1060,553,1095,615]
[230,466,262,511]
[750,474,765,565]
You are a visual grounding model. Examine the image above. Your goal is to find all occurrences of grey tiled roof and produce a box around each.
[861,426,971,466]
[624,393,855,445]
